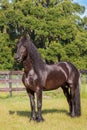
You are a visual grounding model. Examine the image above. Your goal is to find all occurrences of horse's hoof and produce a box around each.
[75,112,81,117]
[70,113,76,118]
[36,117,45,122]
[30,117,37,122]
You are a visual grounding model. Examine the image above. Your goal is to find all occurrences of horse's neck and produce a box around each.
[23,56,32,74]
[27,40,46,74]
[25,40,47,87]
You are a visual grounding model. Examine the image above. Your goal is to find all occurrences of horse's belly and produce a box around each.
[44,69,67,90]
[44,79,64,90]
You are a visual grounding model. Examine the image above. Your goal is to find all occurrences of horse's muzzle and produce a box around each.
[14,54,22,63]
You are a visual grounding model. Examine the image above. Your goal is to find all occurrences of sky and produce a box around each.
[9,0,87,7]
[74,0,87,6]
[74,0,87,17]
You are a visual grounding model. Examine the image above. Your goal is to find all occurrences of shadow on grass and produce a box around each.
[9,108,68,118]
[0,95,11,99]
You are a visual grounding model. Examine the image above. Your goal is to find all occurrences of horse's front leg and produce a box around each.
[26,88,37,121]
[36,88,44,122]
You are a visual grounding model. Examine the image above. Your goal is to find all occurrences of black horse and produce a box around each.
[15,35,81,122]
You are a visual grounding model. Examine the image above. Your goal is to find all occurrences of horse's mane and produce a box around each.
[24,36,46,75]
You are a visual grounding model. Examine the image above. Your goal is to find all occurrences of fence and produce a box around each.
[0,71,25,96]
[80,70,87,84]
[0,70,87,97]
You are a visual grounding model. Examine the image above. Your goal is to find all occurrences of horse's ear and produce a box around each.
[19,26,25,35]
[17,34,21,39]
[23,32,30,40]
[18,26,30,40]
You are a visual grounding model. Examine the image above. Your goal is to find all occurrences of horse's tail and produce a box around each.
[75,77,81,116]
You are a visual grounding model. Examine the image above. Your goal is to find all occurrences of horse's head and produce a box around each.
[14,36,28,63]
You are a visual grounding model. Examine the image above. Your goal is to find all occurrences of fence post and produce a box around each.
[9,71,12,97]
[86,76,87,84]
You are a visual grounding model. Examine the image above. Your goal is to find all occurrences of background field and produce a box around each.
[0,83,87,130]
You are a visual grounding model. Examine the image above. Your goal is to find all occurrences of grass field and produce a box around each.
[0,83,87,130]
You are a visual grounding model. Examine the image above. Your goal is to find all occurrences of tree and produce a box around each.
[0,0,87,70]
[0,33,14,69]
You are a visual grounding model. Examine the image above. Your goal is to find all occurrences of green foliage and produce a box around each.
[0,33,14,70]
[0,0,87,70]
[39,41,68,63]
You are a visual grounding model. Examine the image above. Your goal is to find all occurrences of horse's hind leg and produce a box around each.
[69,81,81,117]
[73,82,81,116]
[62,85,75,117]
[70,83,80,117]
[62,86,72,114]
[69,85,76,117]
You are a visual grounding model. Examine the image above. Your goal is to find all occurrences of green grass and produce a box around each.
[0,84,87,130]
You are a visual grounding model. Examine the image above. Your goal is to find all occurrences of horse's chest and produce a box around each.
[24,76,34,87]
[23,73,38,91]
[25,77,30,86]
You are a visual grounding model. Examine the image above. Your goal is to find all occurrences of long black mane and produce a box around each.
[25,37,46,78]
